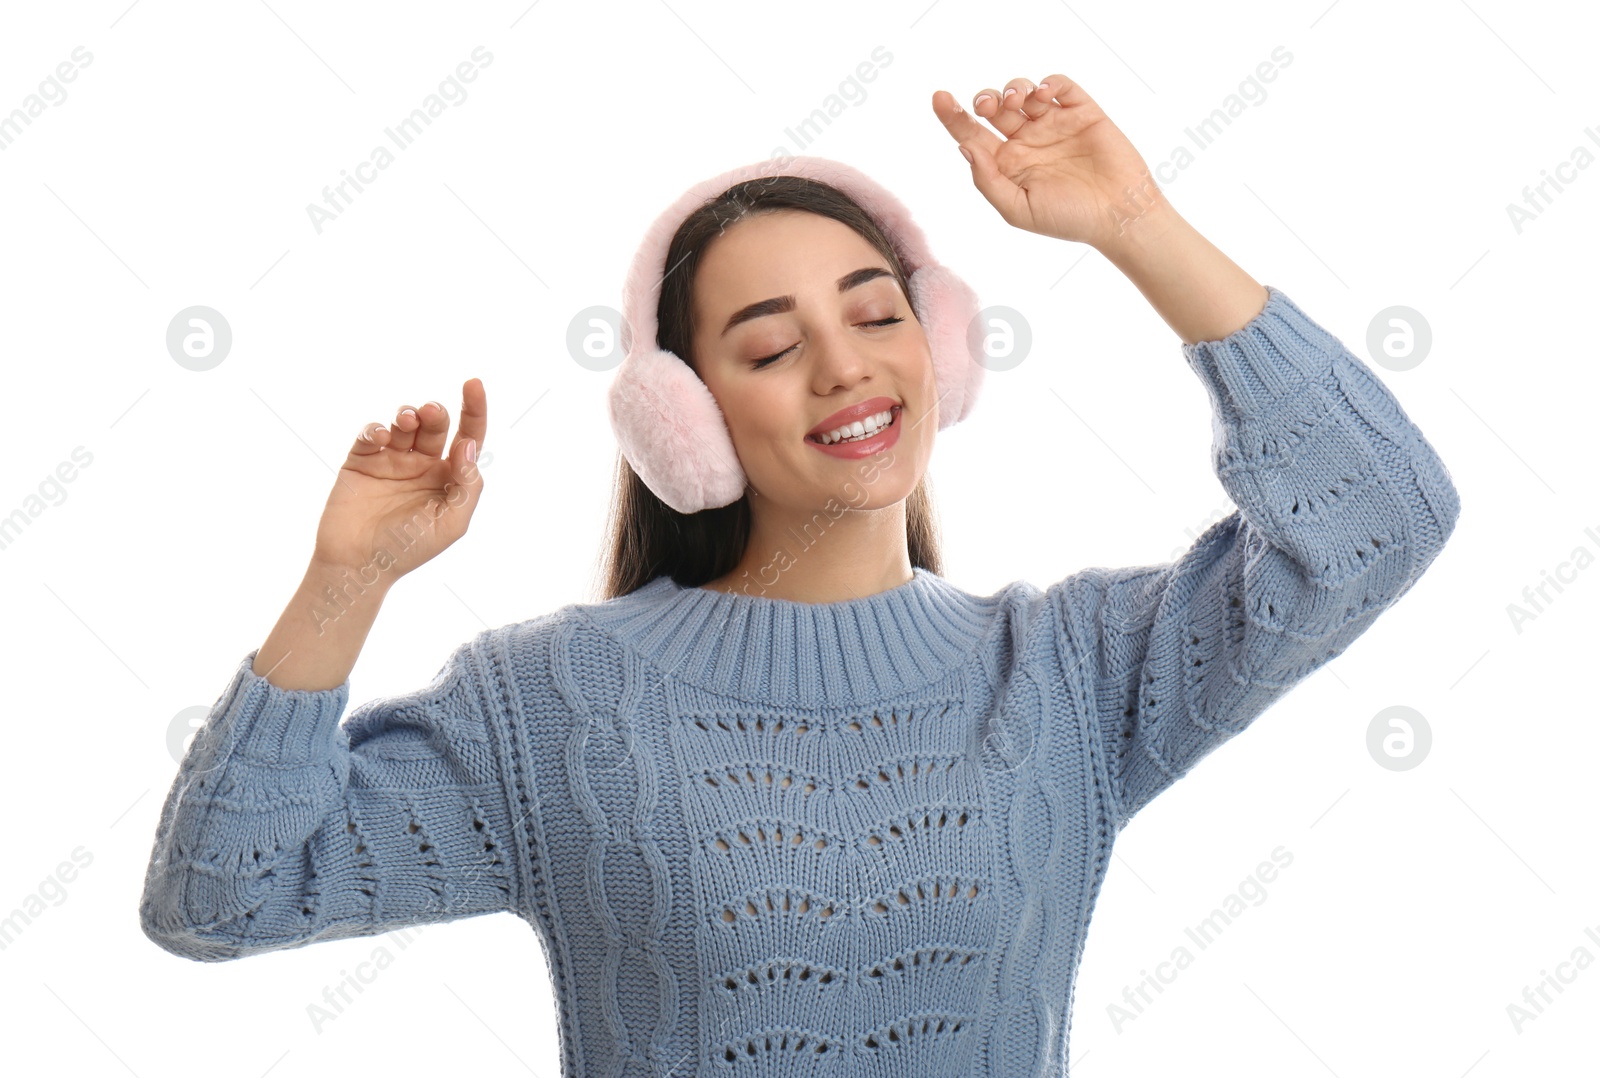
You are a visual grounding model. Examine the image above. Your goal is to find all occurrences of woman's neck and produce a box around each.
[699,498,914,604]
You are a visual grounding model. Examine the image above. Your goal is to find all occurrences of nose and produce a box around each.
[806,325,874,396]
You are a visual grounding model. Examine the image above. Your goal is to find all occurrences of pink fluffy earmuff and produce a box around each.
[606,155,986,515]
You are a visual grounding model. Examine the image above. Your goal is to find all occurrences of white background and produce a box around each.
[0,0,1594,1074]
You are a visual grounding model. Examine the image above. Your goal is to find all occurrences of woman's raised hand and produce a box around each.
[932,74,1166,251]
[310,377,488,584]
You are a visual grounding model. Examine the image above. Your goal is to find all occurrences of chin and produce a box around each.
[822,464,919,513]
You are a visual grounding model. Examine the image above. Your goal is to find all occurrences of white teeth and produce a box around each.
[817,409,894,444]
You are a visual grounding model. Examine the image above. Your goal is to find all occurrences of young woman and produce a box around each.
[139,74,1460,1076]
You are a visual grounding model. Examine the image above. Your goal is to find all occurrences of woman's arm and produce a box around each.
[1049,282,1461,830]
[943,72,1461,827]
[1098,195,1272,347]
[139,628,525,961]
[253,559,395,692]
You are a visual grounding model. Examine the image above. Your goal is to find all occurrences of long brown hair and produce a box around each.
[595,175,943,601]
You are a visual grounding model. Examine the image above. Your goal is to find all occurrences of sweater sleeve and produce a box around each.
[1050,285,1461,833]
[139,635,522,962]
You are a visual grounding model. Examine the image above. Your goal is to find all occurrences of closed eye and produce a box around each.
[750,317,905,370]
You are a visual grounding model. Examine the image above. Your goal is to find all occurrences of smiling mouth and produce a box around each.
[807,404,903,445]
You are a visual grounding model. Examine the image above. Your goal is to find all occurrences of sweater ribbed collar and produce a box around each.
[575,568,998,706]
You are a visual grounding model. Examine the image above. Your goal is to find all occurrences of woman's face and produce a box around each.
[689,209,937,514]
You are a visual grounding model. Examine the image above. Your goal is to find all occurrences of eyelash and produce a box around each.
[750,317,905,369]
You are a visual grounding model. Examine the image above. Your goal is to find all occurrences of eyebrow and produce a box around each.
[719,266,895,337]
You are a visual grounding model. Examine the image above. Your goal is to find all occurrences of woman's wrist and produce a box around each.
[250,560,392,691]
[1095,204,1268,346]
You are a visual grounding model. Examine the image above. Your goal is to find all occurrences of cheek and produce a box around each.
[904,342,938,394]
[721,380,793,453]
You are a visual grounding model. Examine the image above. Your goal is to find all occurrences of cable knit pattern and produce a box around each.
[140,285,1460,1076]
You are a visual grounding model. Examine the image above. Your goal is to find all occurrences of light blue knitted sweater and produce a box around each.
[140,285,1460,1076]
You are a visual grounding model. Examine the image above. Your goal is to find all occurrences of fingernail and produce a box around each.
[1037,83,1050,93]
[466,438,477,463]
[959,146,974,164]
[400,407,417,419]
[1003,88,1016,100]
[976,94,992,108]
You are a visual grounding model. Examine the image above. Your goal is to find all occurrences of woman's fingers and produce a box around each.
[973,79,1033,137]
[351,420,389,456]
[1001,78,1054,122]
[1035,74,1100,113]
[412,400,450,458]
[449,417,486,502]
[451,377,488,464]
[386,404,420,452]
[967,76,1082,137]
[930,90,1005,158]
[351,383,484,464]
